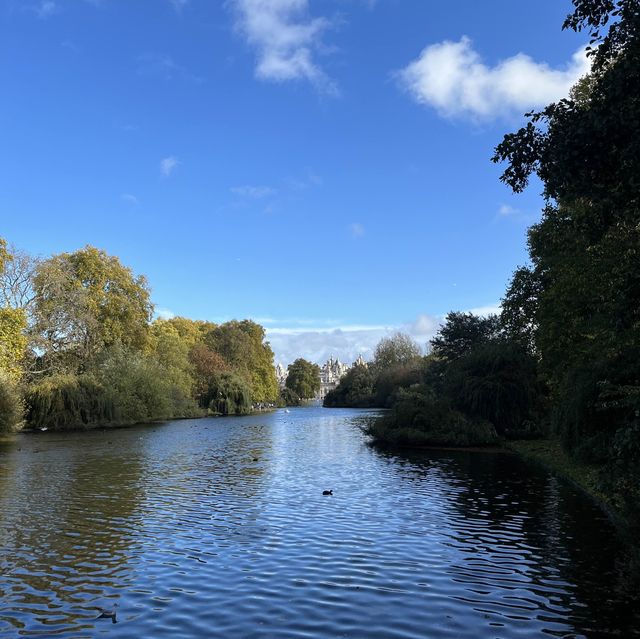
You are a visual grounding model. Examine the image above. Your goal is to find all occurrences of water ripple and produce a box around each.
[1,407,638,638]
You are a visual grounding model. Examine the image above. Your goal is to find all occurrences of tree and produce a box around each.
[324,364,375,408]
[205,320,278,403]
[444,341,539,436]
[373,332,422,370]
[31,246,153,372]
[0,242,38,314]
[0,239,28,382]
[491,0,640,524]
[430,312,501,362]
[500,266,542,354]
[189,343,229,408]
[286,358,321,399]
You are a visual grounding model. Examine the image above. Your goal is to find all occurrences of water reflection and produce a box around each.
[1,408,638,638]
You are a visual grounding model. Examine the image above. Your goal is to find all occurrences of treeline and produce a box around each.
[325,319,541,447]
[330,0,640,525]
[0,242,279,431]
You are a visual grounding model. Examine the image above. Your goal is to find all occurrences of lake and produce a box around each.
[0,406,638,638]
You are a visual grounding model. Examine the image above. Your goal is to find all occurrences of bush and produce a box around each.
[373,364,422,407]
[94,347,200,424]
[26,348,202,430]
[0,373,23,432]
[324,365,375,408]
[553,353,639,460]
[367,387,498,448]
[26,374,113,430]
[600,423,640,524]
[445,340,539,437]
[279,387,301,407]
[205,372,252,415]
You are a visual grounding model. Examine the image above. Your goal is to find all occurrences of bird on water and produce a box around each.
[322,490,333,496]
[96,603,118,623]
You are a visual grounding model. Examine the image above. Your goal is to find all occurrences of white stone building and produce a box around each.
[275,363,288,389]
[317,355,367,399]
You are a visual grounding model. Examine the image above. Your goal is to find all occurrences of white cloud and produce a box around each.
[498,204,519,216]
[398,37,590,120]
[169,0,188,12]
[231,185,277,198]
[36,1,57,18]
[467,304,501,317]
[349,222,365,238]
[160,156,179,177]
[266,313,443,365]
[156,307,176,320]
[266,305,502,365]
[232,0,336,93]
[122,193,140,205]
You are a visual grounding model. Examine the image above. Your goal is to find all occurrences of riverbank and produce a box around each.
[505,438,627,526]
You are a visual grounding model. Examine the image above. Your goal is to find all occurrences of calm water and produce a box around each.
[0,406,638,638]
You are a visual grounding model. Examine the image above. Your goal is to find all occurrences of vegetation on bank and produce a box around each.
[328,0,640,530]
[0,241,279,431]
[285,358,321,400]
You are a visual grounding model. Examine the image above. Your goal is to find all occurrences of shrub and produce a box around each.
[93,346,200,424]
[0,373,23,432]
[374,364,422,408]
[205,372,252,415]
[26,374,113,430]
[324,365,375,408]
[367,387,498,448]
[279,387,301,407]
[445,340,539,437]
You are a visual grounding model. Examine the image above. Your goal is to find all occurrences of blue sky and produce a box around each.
[1,0,588,364]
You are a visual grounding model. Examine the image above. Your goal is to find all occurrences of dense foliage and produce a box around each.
[285,358,321,399]
[0,241,279,430]
[493,0,640,521]
[334,322,540,447]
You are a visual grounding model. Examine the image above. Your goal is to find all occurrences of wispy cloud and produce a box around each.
[160,156,179,177]
[169,0,189,12]
[498,204,519,216]
[349,222,365,238]
[122,193,140,205]
[266,305,499,365]
[398,37,589,120]
[137,53,203,83]
[231,0,336,93]
[266,313,443,365]
[156,307,176,320]
[285,170,322,191]
[231,185,277,199]
[36,0,58,18]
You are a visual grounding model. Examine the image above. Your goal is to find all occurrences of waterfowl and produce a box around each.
[322,490,333,496]
[96,603,118,624]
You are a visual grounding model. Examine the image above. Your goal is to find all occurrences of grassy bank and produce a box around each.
[505,438,624,523]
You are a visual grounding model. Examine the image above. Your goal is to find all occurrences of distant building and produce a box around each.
[317,355,367,399]
[275,363,288,389]
[353,354,367,368]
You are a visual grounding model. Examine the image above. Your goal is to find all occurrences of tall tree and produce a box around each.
[430,313,501,362]
[373,333,422,370]
[205,320,278,403]
[0,239,27,381]
[493,0,640,458]
[286,358,321,399]
[32,246,153,372]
